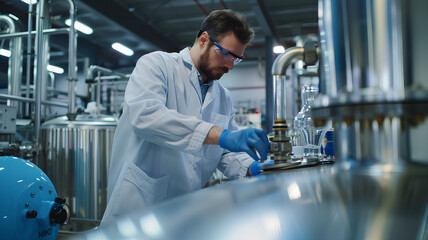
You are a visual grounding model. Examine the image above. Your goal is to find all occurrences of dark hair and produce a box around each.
[197,9,255,45]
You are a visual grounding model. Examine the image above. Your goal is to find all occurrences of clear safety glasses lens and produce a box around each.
[214,47,242,65]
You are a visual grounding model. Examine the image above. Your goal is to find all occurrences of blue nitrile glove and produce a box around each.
[250,159,274,176]
[219,128,270,161]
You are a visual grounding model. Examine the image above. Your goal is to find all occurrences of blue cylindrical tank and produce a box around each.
[0,156,69,240]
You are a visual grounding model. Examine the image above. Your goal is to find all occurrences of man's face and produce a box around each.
[198,31,246,83]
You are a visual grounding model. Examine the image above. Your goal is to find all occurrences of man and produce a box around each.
[101,9,271,226]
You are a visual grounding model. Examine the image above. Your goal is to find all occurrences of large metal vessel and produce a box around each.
[316,0,428,167]
[40,114,117,223]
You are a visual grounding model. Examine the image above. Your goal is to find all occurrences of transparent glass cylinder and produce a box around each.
[294,86,331,159]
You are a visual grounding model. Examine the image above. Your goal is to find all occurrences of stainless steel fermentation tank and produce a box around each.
[316,0,428,168]
[40,115,117,222]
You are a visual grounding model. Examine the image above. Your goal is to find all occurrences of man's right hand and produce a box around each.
[219,128,270,161]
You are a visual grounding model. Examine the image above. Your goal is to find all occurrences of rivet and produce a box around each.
[49,190,52,194]
[39,185,43,190]
[31,193,35,198]
[25,203,29,207]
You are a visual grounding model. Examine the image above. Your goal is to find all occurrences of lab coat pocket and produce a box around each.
[122,162,170,204]
[210,113,229,129]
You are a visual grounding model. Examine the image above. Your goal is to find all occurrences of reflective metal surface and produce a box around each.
[40,114,117,222]
[81,165,428,240]
[0,15,22,112]
[315,0,428,168]
[317,0,428,104]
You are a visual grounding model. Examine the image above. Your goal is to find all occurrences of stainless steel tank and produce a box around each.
[40,114,117,223]
[316,0,428,168]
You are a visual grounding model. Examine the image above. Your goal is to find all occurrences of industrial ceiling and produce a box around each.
[0,0,319,72]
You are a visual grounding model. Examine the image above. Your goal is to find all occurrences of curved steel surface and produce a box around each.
[41,114,118,128]
[316,0,428,106]
[271,47,304,76]
[81,165,428,240]
[40,115,117,221]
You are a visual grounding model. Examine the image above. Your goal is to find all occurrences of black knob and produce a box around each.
[26,210,37,218]
[54,197,66,204]
[50,206,68,225]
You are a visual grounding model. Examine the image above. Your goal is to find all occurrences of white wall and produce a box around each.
[219,62,266,115]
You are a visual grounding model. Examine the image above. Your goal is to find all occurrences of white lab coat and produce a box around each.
[101,48,253,226]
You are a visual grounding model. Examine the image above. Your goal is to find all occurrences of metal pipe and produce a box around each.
[0,28,70,40]
[96,75,130,81]
[40,5,51,122]
[0,94,67,108]
[86,65,129,81]
[0,15,23,112]
[26,1,34,117]
[99,80,128,85]
[272,47,304,76]
[66,0,77,120]
[97,72,101,116]
[20,85,88,99]
[34,0,46,147]
[271,47,304,121]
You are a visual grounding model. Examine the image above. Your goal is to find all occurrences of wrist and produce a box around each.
[204,126,224,145]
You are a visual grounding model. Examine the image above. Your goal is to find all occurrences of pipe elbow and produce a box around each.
[271,47,304,76]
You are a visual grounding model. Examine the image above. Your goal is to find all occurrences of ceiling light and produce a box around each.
[47,65,64,74]
[0,49,11,57]
[8,14,19,21]
[21,0,38,4]
[273,45,285,54]
[65,19,93,35]
[112,43,134,56]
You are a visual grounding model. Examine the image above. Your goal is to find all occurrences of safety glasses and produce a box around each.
[211,40,244,65]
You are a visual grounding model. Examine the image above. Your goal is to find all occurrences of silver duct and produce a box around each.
[66,0,78,120]
[34,0,47,151]
[272,47,304,122]
[315,0,428,168]
[0,16,23,112]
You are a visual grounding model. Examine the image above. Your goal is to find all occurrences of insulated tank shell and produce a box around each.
[40,114,117,221]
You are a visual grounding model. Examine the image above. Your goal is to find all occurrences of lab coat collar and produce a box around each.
[180,48,204,106]
[180,48,194,71]
[179,48,218,110]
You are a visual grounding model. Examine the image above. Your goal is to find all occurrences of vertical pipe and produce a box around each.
[273,75,285,120]
[67,0,77,120]
[26,1,34,117]
[34,0,46,162]
[265,36,274,133]
[40,5,50,120]
[271,47,304,121]
[113,83,118,114]
[97,72,101,116]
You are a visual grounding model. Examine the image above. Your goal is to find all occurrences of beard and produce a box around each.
[198,47,229,84]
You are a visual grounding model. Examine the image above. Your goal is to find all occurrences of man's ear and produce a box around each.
[198,31,209,48]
